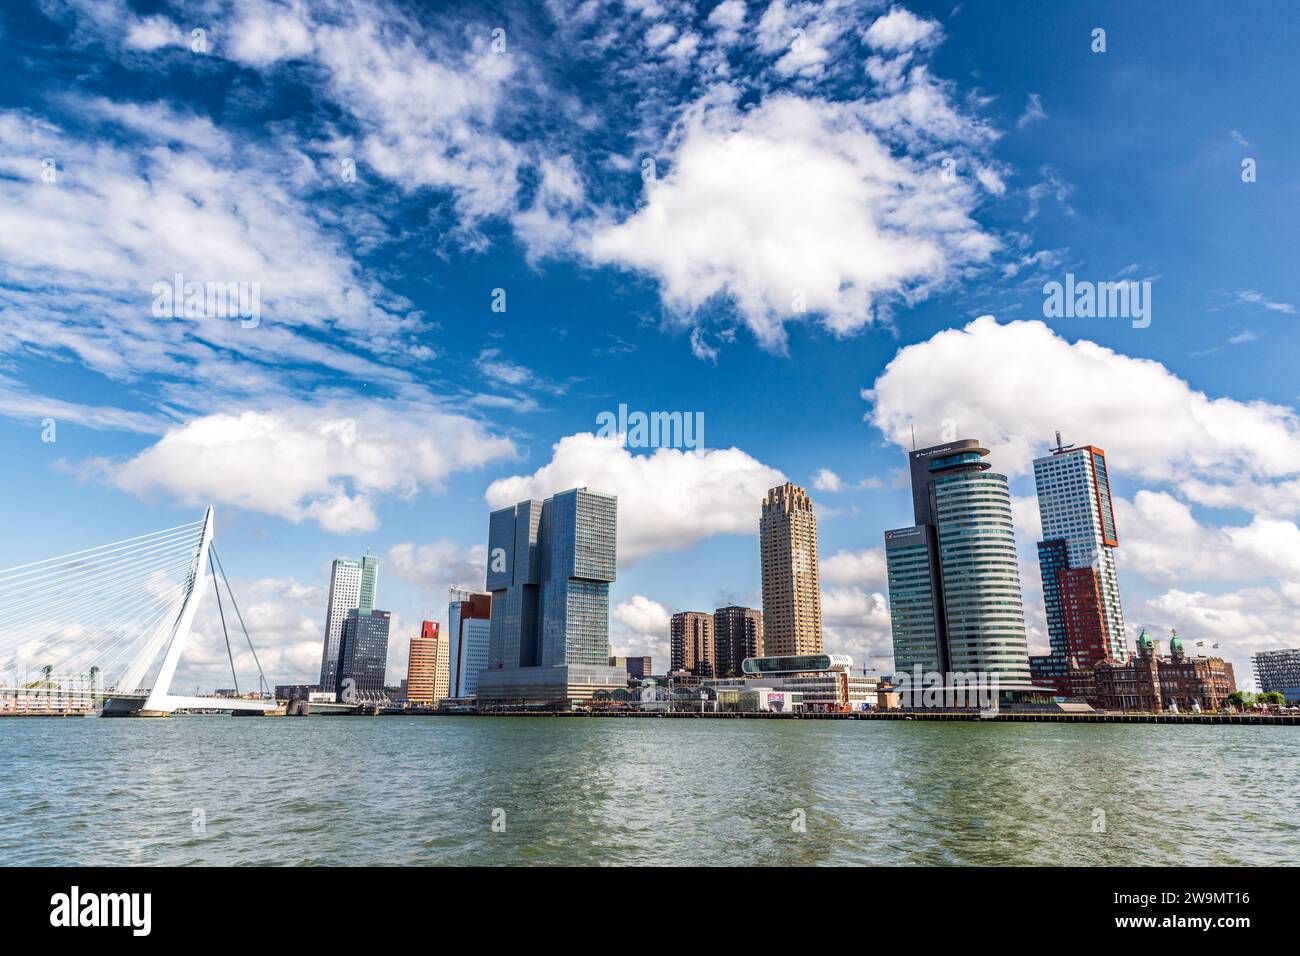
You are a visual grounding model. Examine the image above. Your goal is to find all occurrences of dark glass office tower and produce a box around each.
[318,554,379,692]
[884,525,947,673]
[884,439,1032,685]
[1030,539,1070,688]
[486,499,543,670]
[336,608,391,703]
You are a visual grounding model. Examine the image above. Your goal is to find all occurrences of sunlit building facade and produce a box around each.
[448,587,492,698]
[479,488,626,707]
[670,611,716,677]
[885,439,1032,686]
[318,554,379,693]
[1030,440,1127,691]
[1253,648,1300,704]
[714,605,763,678]
[760,483,823,657]
[1093,630,1235,712]
[407,621,449,705]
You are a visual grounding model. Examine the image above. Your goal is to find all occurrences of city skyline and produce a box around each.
[2,0,1298,698]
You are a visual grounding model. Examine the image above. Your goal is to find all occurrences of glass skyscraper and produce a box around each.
[884,525,946,673]
[319,554,379,692]
[479,487,626,707]
[539,488,617,667]
[884,439,1033,685]
[336,608,391,703]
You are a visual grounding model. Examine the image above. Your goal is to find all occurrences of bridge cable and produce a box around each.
[209,554,239,698]
[210,544,268,698]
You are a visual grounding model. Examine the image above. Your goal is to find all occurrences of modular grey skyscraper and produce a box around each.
[478,487,626,707]
[319,554,378,693]
[884,439,1032,685]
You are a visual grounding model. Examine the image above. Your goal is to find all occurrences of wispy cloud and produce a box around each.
[1236,289,1295,314]
[1016,92,1046,129]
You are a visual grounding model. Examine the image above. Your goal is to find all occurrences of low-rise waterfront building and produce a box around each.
[274,683,316,701]
[711,654,877,713]
[1252,648,1300,704]
[1093,630,1236,713]
[609,655,652,680]
[718,687,798,713]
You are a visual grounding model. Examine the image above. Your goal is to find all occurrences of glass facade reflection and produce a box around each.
[337,609,391,702]
[885,439,1033,686]
[487,487,618,674]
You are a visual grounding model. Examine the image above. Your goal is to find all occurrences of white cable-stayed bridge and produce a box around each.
[0,508,279,716]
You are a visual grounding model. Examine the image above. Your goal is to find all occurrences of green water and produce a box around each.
[1,716,1295,865]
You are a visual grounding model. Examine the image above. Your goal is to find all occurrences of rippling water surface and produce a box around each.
[1,716,1296,865]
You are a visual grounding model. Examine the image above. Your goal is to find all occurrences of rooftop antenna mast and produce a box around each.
[910,424,917,451]
[1052,429,1074,453]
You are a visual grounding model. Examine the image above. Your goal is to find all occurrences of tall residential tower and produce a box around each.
[1030,437,1126,691]
[714,605,763,677]
[670,611,716,677]
[759,483,823,657]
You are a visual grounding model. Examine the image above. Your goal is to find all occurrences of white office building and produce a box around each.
[318,555,378,693]
[448,586,493,699]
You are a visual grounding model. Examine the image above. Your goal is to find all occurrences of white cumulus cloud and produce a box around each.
[863,6,942,53]
[821,548,887,587]
[591,93,997,351]
[180,575,327,689]
[110,402,515,533]
[866,316,1300,486]
[610,593,672,667]
[484,432,784,561]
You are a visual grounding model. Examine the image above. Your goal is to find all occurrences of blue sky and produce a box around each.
[2,0,1298,692]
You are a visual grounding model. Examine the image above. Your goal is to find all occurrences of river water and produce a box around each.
[2,716,1295,865]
